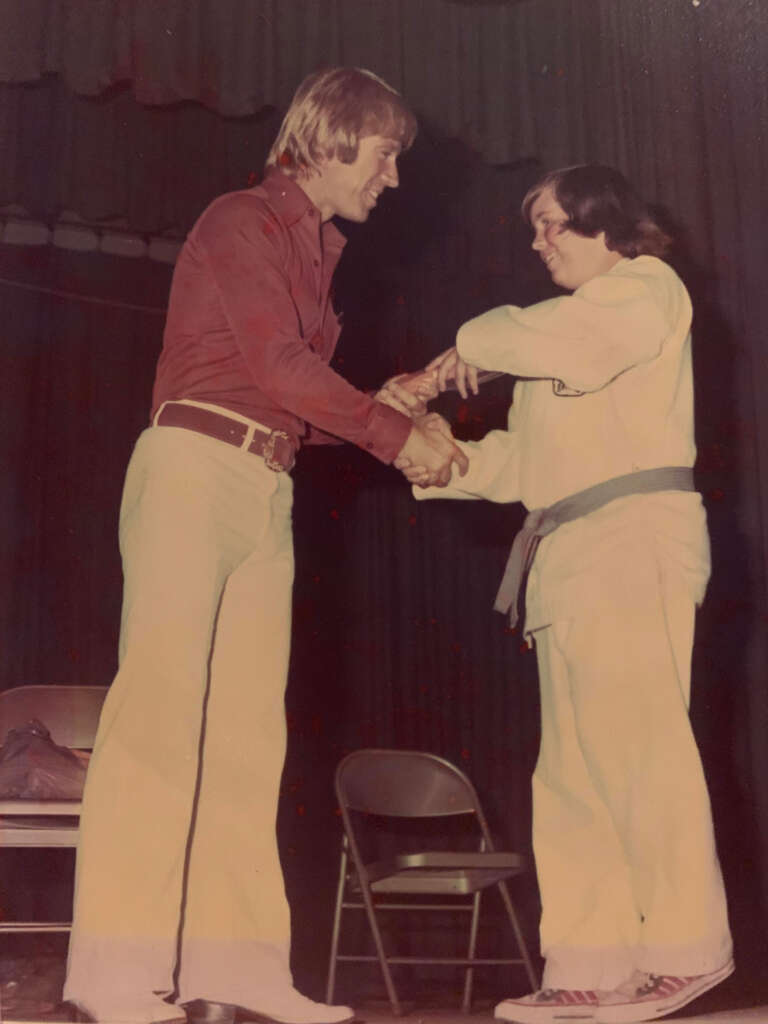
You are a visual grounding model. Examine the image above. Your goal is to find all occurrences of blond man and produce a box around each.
[64,67,466,1024]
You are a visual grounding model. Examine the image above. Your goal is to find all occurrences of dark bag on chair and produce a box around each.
[0,719,89,800]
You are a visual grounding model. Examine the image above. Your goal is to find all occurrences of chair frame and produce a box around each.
[0,684,108,934]
[326,748,538,1014]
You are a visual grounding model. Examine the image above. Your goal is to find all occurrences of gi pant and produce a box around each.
[530,553,732,992]
[65,423,296,1019]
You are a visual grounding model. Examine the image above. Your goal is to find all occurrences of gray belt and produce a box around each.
[494,466,696,629]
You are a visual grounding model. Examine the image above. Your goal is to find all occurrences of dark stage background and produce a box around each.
[1,0,767,1011]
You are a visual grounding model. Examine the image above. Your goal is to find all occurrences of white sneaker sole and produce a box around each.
[495,999,597,1023]
[594,959,735,1023]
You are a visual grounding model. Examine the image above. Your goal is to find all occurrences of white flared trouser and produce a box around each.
[532,564,732,992]
[65,424,296,1018]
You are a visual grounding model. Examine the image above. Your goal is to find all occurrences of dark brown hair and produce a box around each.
[522,164,672,258]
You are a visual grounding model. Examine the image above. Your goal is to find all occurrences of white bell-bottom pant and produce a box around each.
[532,564,732,992]
[65,424,296,1018]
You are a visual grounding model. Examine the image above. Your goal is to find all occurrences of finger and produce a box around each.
[468,363,479,396]
[425,346,454,372]
[423,415,453,441]
[455,359,468,400]
[452,447,470,477]
[436,352,456,393]
[388,381,425,412]
[374,388,402,412]
[414,370,440,400]
[402,466,432,485]
[398,459,428,478]
[377,387,425,418]
[392,369,439,401]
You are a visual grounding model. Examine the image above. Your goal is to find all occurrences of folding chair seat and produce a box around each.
[326,748,538,1014]
[0,684,108,934]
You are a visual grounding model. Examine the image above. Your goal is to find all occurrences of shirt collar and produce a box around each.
[261,169,346,252]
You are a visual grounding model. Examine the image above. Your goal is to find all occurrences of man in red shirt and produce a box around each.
[64,67,466,1024]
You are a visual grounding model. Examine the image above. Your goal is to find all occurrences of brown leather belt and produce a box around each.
[155,402,296,472]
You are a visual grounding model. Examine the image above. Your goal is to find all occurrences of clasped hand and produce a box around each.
[374,347,479,488]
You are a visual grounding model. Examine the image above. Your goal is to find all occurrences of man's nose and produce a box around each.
[383,161,399,188]
[532,233,545,251]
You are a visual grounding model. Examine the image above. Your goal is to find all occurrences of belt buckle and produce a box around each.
[263,429,291,472]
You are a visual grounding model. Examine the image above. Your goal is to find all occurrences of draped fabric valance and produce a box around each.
[0,0,537,161]
[1,0,761,168]
[1,0,765,246]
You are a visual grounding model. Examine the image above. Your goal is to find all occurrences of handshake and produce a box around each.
[375,347,479,489]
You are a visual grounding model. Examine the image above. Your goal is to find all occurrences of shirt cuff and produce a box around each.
[358,401,412,464]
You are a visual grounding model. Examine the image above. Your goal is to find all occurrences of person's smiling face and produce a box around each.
[529,186,621,290]
[301,134,401,223]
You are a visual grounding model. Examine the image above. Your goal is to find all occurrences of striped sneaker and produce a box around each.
[494,987,598,1022]
[595,959,734,1023]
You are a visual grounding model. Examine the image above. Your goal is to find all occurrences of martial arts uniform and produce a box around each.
[415,255,732,990]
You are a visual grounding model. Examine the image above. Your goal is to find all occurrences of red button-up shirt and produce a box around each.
[151,170,411,463]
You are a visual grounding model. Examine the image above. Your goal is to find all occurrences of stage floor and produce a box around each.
[1,946,764,1024]
[360,1007,768,1023]
[4,1001,768,1024]
[5,1007,768,1023]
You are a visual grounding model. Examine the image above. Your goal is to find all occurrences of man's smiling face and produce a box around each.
[301,134,401,223]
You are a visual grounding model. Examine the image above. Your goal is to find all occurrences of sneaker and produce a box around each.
[595,959,734,1023]
[495,988,599,1022]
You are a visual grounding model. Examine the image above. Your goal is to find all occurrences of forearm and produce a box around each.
[249,348,411,461]
[456,267,672,393]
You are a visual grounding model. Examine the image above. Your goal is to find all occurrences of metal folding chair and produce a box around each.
[0,684,108,934]
[326,748,538,1014]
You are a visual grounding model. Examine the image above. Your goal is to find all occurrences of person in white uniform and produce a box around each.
[399,165,734,1024]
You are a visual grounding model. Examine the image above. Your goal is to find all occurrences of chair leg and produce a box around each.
[357,881,402,1015]
[461,890,482,1013]
[326,841,349,1004]
[497,879,538,990]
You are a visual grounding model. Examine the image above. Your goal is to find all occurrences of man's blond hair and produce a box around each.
[265,67,417,177]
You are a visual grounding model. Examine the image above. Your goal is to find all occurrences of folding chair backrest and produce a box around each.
[0,685,108,750]
[328,749,539,1011]
[336,749,481,818]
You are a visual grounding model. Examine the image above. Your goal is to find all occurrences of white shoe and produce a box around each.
[213,991,353,1024]
[69,996,186,1024]
[594,959,734,1023]
[494,987,599,1022]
